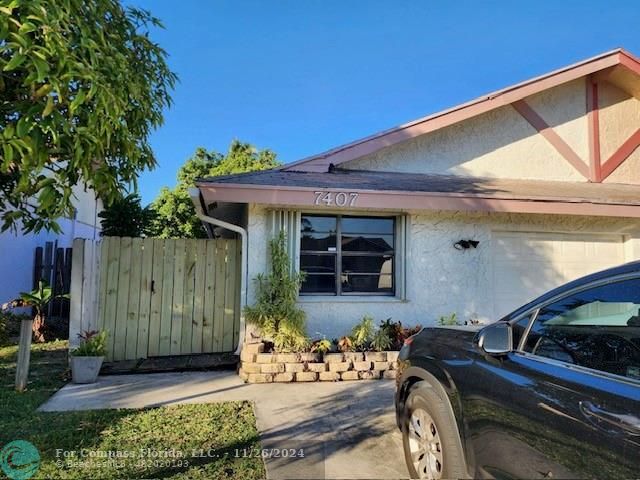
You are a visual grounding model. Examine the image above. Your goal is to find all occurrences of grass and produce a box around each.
[0,340,266,479]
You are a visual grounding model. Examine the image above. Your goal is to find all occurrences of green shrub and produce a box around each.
[371,329,392,351]
[350,315,375,350]
[310,338,332,354]
[437,313,459,326]
[71,330,108,357]
[244,232,309,352]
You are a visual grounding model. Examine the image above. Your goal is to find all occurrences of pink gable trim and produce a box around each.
[282,49,640,173]
[511,100,589,179]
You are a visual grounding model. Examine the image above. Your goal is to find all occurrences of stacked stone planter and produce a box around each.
[239,342,399,383]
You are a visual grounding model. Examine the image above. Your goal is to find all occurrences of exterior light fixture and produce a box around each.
[454,239,480,250]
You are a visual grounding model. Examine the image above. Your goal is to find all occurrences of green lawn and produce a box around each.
[0,341,266,479]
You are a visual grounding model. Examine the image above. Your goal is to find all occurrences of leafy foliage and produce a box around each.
[371,328,393,351]
[310,338,332,354]
[244,232,308,352]
[151,141,280,238]
[375,318,422,350]
[70,329,107,356]
[0,0,176,233]
[98,193,155,237]
[351,315,375,350]
[437,312,459,326]
[0,312,5,345]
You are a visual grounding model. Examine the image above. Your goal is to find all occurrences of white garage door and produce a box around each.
[492,232,626,318]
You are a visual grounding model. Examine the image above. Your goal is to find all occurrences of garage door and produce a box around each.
[492,232,625,318]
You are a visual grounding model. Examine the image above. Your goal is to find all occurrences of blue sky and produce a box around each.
[132,0,640,204]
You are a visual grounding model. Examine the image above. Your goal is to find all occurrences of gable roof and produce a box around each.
[281,48,640,173]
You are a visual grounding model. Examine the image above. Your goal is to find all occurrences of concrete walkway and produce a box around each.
[40,372,408,479]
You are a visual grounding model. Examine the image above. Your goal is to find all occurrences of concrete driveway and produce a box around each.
[40,371,408,479]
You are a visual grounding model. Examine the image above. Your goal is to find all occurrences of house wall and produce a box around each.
[343,79,640,185]
[600,81,640,184]
[0,186,101,303]
[246,204,640,339]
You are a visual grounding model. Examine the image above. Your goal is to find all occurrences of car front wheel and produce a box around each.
[402,382,467,479]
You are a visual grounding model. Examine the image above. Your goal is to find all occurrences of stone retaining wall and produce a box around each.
[238,343,399,383]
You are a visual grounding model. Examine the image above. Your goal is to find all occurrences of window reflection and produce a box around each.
[299,215,395,295]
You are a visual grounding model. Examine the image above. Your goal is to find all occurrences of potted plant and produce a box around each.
[70,330,108,384]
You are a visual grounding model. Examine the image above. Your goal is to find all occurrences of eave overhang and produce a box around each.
[195,180,640,218]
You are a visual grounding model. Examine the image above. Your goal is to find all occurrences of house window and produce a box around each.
[299,214,395,296]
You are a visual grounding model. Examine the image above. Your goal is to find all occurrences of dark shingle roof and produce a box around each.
[196,168,640,206]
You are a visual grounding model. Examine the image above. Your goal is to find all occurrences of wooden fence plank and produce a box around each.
[191,240,206,353]
[68,239,85,349]
[97,239,109,331]
[181,239,197,354]
[113,237,132,361]
[79,241,95,334]
[33,247,43,288]
[213,240,226,352]
[136,238,154,359]
[159,239,175,355]
[202,240,216,353]
[170,239,186,355]
[148,239,165,356]
[43,241,54,286]
[125,238,143,360]
[89,241,102,333]
[223,239,237,351]
[102,238,120,360]
[233,242,242,349]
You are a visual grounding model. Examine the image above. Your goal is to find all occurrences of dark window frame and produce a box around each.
[299,214,396,296]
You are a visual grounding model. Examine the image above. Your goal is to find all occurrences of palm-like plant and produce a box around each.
[2,281,64,342]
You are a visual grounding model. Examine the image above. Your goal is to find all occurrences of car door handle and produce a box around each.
[579,401,640,436]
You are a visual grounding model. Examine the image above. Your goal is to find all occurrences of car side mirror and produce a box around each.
[477,323,512,355]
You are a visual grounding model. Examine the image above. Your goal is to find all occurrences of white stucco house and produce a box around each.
[0,183,102,303]
[192,49,640,340]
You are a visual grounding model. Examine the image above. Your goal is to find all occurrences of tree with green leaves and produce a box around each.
[151,140,280,238]
[98,193,155,237]
[0,0,176,233]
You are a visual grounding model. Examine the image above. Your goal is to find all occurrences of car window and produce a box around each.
[521,277,640,381]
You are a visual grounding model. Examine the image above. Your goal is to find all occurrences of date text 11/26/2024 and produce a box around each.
[193,448,306,459]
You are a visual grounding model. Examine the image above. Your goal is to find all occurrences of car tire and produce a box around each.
[401,381,468,479]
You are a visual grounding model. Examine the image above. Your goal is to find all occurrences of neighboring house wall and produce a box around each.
[246,203,640,339]
[343,79,640,184]
[0,185,101,303]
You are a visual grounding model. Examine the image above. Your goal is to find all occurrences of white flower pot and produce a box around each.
[70,356,104,384]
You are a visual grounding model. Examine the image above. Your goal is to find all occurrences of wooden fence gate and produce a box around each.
[70,237,241,361]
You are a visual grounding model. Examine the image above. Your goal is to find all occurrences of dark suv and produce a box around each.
[395,261,640,479]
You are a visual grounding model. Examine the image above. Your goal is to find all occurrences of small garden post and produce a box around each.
[15,318,33,391]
